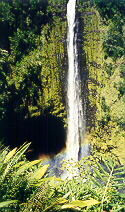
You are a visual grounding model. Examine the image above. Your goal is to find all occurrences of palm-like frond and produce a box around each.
[90,157,125,211]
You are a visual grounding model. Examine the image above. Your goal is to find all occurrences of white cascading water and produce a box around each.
[66,0,85,162]
[66,0,90,166]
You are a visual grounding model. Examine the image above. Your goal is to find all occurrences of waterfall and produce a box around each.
[43,0,90,179]
[66,0,85,162]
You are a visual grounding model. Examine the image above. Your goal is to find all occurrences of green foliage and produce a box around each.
[20,180,67,212]
[94,0,125,61]
[0,142,50,211]
[8,49,43,110]
[0,200,18,209]
[0,49,8,120]
[103,22,125,61]
[100,96,111,128]
[38,20,67,117]
[90,157,125,211]
[0,143,125,212]
[18,156,105,211]
[60,156,125,212]
[118,62,125,98]
[94,0,125,20]
[0,0,50,53]
[81,0,125,162]
[0,0,67,123]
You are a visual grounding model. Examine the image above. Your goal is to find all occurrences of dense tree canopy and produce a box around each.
[0,0,67,120]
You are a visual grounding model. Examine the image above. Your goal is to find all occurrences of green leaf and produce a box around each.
[119,193,125,198]
[16,159,43,175]
[109,158,114,168]
[13,143,31,164]
[4,148,17,163]
[29,164,49,180]
[115,167,125,172]
[102,157,111,172]
[44,199,68,211]
[35,176,63,187]
[94,168,105,181]
[114,178,125,181]
[90,176,103,188]
[113,171,125,176]
[2,143,31,180]
[97,162,109,176]
[0,200,18,208]
[61,199,100,209]
[112,183,125,187]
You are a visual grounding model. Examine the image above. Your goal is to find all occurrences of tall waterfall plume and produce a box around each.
[42,0,90,179]
[66,0,86,161]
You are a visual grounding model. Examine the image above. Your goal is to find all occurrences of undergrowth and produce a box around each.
[0,143,125,211]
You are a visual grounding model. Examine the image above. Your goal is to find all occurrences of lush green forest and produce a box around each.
[0,0,125,211]
[0,0,68,157]
[1,0,125,162]
[81,0,125,164]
